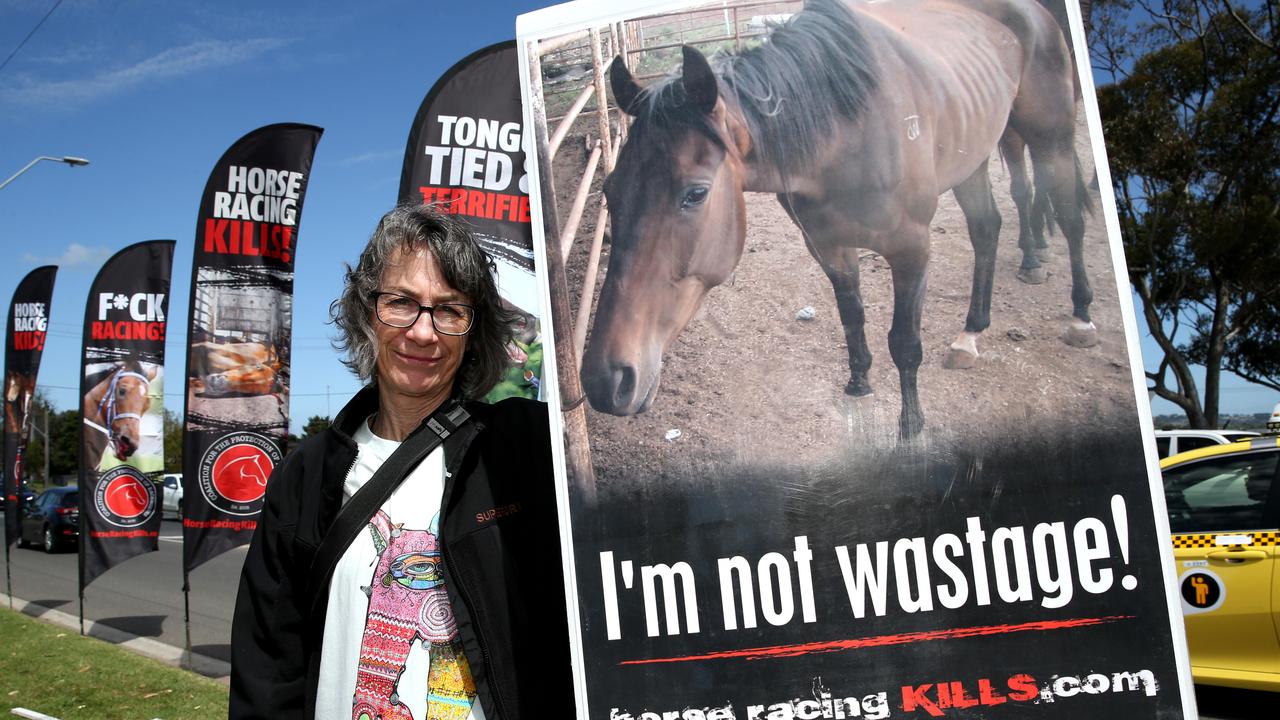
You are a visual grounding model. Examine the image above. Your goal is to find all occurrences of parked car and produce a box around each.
[1161,435,1280,691]
[18,486,79,553]
[1153,429,1259,459]
[161,473,183,520]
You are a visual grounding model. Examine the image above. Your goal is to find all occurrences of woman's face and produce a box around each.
[372,248,470,403]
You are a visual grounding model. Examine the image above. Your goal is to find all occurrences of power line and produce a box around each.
[0,0,66,76]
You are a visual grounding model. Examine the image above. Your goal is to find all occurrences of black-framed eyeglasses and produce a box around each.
[372,292,475,335]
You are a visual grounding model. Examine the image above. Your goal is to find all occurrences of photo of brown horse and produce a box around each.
[583,0,1097,439]
[82,359,159,470]
[4,370,37,434]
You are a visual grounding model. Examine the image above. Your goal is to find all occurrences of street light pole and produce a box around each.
[0,155,90,191]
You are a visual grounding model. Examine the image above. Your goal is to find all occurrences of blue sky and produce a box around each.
[1,0,1275,432]
[0,0,549,431]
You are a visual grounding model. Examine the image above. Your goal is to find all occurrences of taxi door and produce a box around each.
[1163,445,1280,677]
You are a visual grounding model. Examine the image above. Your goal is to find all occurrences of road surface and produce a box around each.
[4,517,244,674]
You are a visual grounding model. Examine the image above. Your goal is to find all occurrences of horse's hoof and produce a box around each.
[1035,248,1052,262]
[943,347,978,370]
[898,413,925,440]
[1016,266,1047,285]
[1065,320,1099,348]
[844,379,873,397]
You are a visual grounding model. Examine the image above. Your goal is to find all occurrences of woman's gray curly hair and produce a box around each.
[330,204,517,400]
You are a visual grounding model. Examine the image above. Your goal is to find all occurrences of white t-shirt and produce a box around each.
[315,416,484,720]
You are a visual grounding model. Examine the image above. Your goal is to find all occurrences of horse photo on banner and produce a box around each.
[517,0,1195,717]
[79,240,174,589]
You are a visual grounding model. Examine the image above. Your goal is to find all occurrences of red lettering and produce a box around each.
[901,685,942,717]
[977,679,1006,706]
[242,221,259,256]
[947,681,978,709]
[281,227,293,264]
[1006,674,1038,702]
[517,195,530,223]
[230,219,241,254]
[204,218,229,253]
[13,331,45,351]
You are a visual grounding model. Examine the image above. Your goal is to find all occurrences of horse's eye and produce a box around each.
[680,185,709,210]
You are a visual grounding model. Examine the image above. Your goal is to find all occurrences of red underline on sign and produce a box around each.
[617,615,1134,666]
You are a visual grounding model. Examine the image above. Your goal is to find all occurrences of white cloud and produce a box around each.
[1,37,290,108]
[23,243,113,267]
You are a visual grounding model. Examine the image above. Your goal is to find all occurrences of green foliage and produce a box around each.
[163,408,182,473]
[301,415,331,439]
[1093,0,1280,426]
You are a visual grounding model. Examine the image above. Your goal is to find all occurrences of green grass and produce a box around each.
[0,608,228,720]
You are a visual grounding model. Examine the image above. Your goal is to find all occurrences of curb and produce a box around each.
[0,593,230,681]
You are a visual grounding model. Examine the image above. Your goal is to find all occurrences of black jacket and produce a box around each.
[229,387,575,719]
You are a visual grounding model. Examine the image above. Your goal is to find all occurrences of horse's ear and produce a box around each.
[680,45,718,115]
[610,56,642,116]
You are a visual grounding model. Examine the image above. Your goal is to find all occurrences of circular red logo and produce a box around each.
[104,475,150,518]
[198,432,282,516]
[92,465,157,528]
[211,443,272,503]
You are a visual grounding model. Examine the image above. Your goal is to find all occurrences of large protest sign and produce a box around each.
[181,123,322,573]
[3,265,57,546]
[79,240,173,587]
[517,0,1196,717]
[400,41,544,402]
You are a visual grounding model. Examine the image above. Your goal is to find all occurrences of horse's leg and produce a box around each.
[827,260,874,397]
[779,195,874,397]
[1001,131,1046,285]
[883,234,929,439]
[1032,138,1098,348]
[944,160,1002,370]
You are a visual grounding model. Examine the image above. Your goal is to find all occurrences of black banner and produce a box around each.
[78,240,174,588]
[4,266,57,545]
[400,42,544,402]
[182,123,322,573]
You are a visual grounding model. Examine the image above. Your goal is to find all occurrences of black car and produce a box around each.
[18,486,78,553]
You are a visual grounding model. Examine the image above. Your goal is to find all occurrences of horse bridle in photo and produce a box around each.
[84,369,151,438]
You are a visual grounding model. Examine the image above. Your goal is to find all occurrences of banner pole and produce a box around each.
[5,541,12,610]
[182,568,192,670]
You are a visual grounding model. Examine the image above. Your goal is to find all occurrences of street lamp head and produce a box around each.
[61,156,90,167]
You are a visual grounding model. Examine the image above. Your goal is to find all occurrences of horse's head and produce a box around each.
[108,363,155,459]
[582,46,752,415]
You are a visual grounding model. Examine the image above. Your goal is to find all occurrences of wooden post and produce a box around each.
[530,42,598,503]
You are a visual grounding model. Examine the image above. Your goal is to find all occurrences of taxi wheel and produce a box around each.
[42,526,57,554]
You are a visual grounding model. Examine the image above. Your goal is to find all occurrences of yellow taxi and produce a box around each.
[1162,432,1280,691]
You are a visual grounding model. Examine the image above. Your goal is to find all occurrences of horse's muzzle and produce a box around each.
[580,360,656,416]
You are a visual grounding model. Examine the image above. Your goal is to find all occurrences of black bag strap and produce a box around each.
[307,401,471,618]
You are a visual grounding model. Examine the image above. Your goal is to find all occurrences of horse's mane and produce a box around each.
[628,0,878,175]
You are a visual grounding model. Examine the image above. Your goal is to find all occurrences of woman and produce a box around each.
[230,204,573,719]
